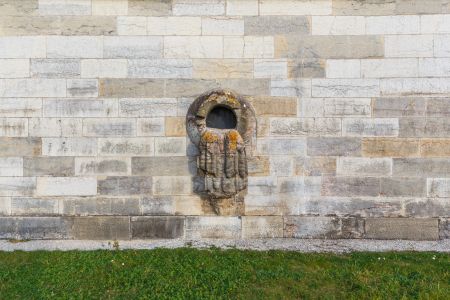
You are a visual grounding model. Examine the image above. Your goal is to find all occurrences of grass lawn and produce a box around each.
[0,248,448,299]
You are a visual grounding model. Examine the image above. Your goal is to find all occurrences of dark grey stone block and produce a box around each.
[131,216,184,239]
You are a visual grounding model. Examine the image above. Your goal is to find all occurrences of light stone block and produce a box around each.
[120,98,177,117]
[0,1,38,16]
[97,176,152,196]
[434,35,450,57]
[0,16,61,36]
[193,59,253,79]
[0,99,41,118]
[421,15,450,34]
[428,178,450,198]
[39,0,91,15]
[81,59,127,78]
[307,137,361,156]
[47,37,103,59]
[185,216,241,239]
[128,59,192,79]
[343,118,399,137]
[0,59,30,78]
[248,176,277,196]
[271,79,311,97]
[245,16,310,36]
[332,0,396,16]
[337,157,391,176]
[312,16,365,35]
[380,78,450,96]
[0,79,66,98]
[0,137,42,157]
[23,157,74,177]
[373,97,426,117]
[242,216,283,238]
[117,16,147,35]
[0,178,35,196]
[29,118,82,137]
[393,158,450,177]
[326,59,361,78]
[361,58,418,78]
[224,36,274,59]
[270,118,341,136]
[312,79,380,97]
[0,198,11,215]
[254,59,287,79]
[59,16,117,36]
[202,17,244,35]
[164,36,223,58]
[270,157,293,176]
[147,17,201,35]
[366,16,420,34]
[385,35,433,58]
[260,0,332,15]
[98,138,154,156]
[36,177,96,196]
[104,36,163,59]
[67,79,98,97]
[0,158,23,176]
[257,138,306,156]
[83,118,136,137]
[137,118,165,136]
[173,0,225,16]
[128,0,172,16]
[11,198,59,216]
[42,138,97,156]
[155,137,186,156]
[92,0,128,15]
[0,118,28,137]
[31,59,80,79]
[43,99,117,117]
[227,0,258,15]
[75,157,130,176]
[419,58,450,77]
[323,98,371,117]
[153,176,192,195]
[0,37,46,59]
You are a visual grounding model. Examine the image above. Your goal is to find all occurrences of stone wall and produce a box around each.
[0,0,448,241]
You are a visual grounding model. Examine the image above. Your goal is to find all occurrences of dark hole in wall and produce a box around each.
[206,106,237,129]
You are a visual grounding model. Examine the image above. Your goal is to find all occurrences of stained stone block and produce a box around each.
[104,36,163,59]
[247,156,270,176]
[427,178,450,198]
[288,59,325,78]
[164,36,223,59]
[132,157,194,176]
[119,99,177,117]
[43,99,117,118]
[69,217,130,240]
[399,118,450,138]
[365,218,439,240]
[193,59,253,79]
[312,16,366,35]
[337,157,391,176]
[0,98,41,118]
[60,16,117,35]
[270,79,311,97]
[153,176,192,196]
[0,217,70,239]
[321,176,380,197]
[257,138,306,156]
[29,118,82,137]
[117,16,147,35]
[154,137,186,156]
[312,79,380,97]
[0,0,38,16]
[141,196,175,215]
[0,79,66,98]
[420,139,450,157]
[67,79,98,97]
[427,98,450,117]
[39,0,91,15]
[32,58,77,78]
[393,158,450,177]
[83,118,136,137]
[307,137,361,156]
[260,0,331,15]
[323,98,371,117]
[284,217,364,239]
[0,177,36,197]
[0,118,28,137]
[128,0,172,16]
[294,157,336,176]
[373,97,426,117]
[24,157,74,176]
[270,118,341,136]
[137,118,165,136]
[245,16,310,35]
[61,197,140,216]
[185,216,241,239]
[362,138,420,157]
[0,137,41,157]
[380,177,426,197]
[42,138,97,156]
[342,118,399,137]
[165,117,186,137]
[332,0,396,15]
[248,176,277,196]
[75,158,130,176]
[404,198,450,218]
[0,16,59,35]
[98,138,154,156]
[254,58,286,78]
[11,197,58,215]
[242,216,283,238]
[131,217,184,239]
[98,176,152,196]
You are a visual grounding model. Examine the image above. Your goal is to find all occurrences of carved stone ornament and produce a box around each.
[186,89,256,215]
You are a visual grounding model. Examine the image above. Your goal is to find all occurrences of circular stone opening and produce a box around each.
[206,106,237,129]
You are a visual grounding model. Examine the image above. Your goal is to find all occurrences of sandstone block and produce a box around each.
[0,0,38,16]
[362,138,419,157]
[202,17,244,35]
[365,218,438,240]
[246,95,296,117]
[0,79,66,98]
[131,216,184,239]
[385,35,433,57]
[294,157,336,176]
[42,137,97,156]
[257,138,305,155]
[117,16,147,35]
[0,137,41,157]
[153,176,192,195]
[307,137,361,156]
[174,196,206,216]
[321,176,380,197]
[193,59,253,79]
[326,59,361,78]
[393,158,450,177]
[0,59,30,78]
[154,137,186,156]
[312,16,365,35]
[0,217,70,239]
[69,216,130,240]
[83,118,136,137]
[173,0,225,16]
[337,157,391,176]
[247,156,270,176]
[43,99,117,117]
[0,157,23,176]
[67,79,98,97]
[420,139,450,157]
[248,176,277,196]
[132,157,194,176]
[119,98,177,117]
[260,0,331,15]
[373,97,426,117]
[60,16,117,35]
[185,216,241,239]
[0,98,41,118]
[104,36,162,59]
[278,176,321,199]
[98,138,154,156]
[312,79,380,97]
[97,176,152,196]
[343,118,399,137]
[164,36,223,58]
[128,0,172,16]
[36,177,96,196]
[137,118,165,136]
[0,177,35,197]
[39,0,91,15]
[284,216,364,239]
[245,16,309,35]
[270,118,341,136]
[270,156,293,176]
[24,157,74,176]
[165,117,186,137]
[404,198,450,218]
[324,98,371,117]
[380,177,426,197]
[75,157,130,176]
[0,36,45,58]
[92,0,127,15]
[47,36,102,58]
[29,118,82,137]
[11,197,58,216]
[242,216,283,238]
[81,59,127,78]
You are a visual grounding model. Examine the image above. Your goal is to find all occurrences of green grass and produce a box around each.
[0,248,448,299]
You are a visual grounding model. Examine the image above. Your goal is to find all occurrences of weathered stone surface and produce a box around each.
[98,176,152,196]
[337,157,391,176]
[128,0,172,16]
[321,176,380,197]
[426,98,450,117]
[380,178,426,197]
[104,36,162,59]
[11,197,58,215]
[193,59,252,79]
[137,118,165,136]
[42,138,97,156]
[92,0,128,15]
[185,216,241,239]
[0,98,41,117]
[75,158,130,176]
[420,139,450,157]
[427,178,450,198]
[0,177,36,197]
[373,97,426,117]
[245,16,309,35]
[165,117,186,137]
[247,156,270,176]
[257,138,306,155]
[67,79,98,97]
[120,98,176,117]
[393,158,450,177]
[242,216,283,238]
[131,217,184,239]
[98,138,154,156]
[294,157,336,176]
[307,137,361,156]
[24,157,74,176]
[224,36,274,59]
[440,218,450,239]
[365,218,439,240]
[270,156,293,176]
[227,0,258,15]
[39,0,91,15]
[43,99,117,117]
[0,137,41,157]
[0,16,60,35]
[47,36,102,58]
[153,176,192,195]
[284,217,364,239]
[132,157,194,176]
[36,177,96,196]
[83,118,135,137]
[0,0,38,16]
[140,196,175,215]
[60,16,116,35]
[29,118,82,137]
[312,79,380,97]
[288,58,325,78]
[362,138,419,157]
[69,217,130,240]
[129,59,192,79]
[0,157,22,176]
[0,217,69,239]
[333,0,395,15]
[399,118,450,138]
[270,118,341,136]
[61,197,140,216]
[154,137,186,156]
[342,118,399,137]
[405,198,450,218]
[0,118,28,137]
[99,79,165,98]
[248,176,277,196]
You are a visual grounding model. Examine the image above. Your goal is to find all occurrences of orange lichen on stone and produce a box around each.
[227,130,240,151]
[201,130,220,143]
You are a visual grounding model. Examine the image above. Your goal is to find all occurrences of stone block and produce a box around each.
[361,58,418,78]
[396,0,449,14]
[42,137,97,156]
[0,59,30,78]
[174,196,206,216]
[153,176,192,195]
[226,0,258,15]
[137,118,165,136]
[385,35,433,57]
[257,138,306,155]
[294,157,336,176]
[154,137,186,156]
[98,176,152,196]
[326,59,361,78]
[440,218,449,239]
[164,36,223,58]
[141,196,175,215]
[427,178,450,198]
[119,98,176,117]
[245,16,309,35]
[284,217,364,239]
[29,118,82,137]
[270,156,293,176]
[324,98,371,117]
[147,16,200,35]
[0,217,70,239]
[321,176,380,197]
[173,0,225,16]
[43,99,117,117]
[362,138,419,157]
[307,137,361,156]
[98,138,154,156]
[381,78,450,96]
[245,96,297,117]
[254,59,287,79]
[75,158,130,176]
[242,216,283,238]
[69,217,130,240]
[165,117,186,137]
[0,0,38,16]
[11,197,58,216]
[39,0,91,15]
[128,59,192,79]
[277,176,321,199]
[47,36,102,59]
[373,97,426,117]
[67,79,98,97]
[332,0,396,15]
[128,0,172,16]
[288,58,325,78]
[365,218,439,240]
[0,79,66,98]
[380,177,426,197]
[185,216,241,239]
[0,16,60,36]
[419,58,450,77]
[276,35,384,59]
[247,156,270,176]
[0,177,36,197]
[81,59,127,78]
[117,16,147,35]
[24,157,74,176]
[0,98,41,117]
[421,14,450,34]
[202,17,243,35]
[366,16,420,34]
[0,157,22,176]
[404,198,450,218]
[60,16,116,35]
[104,36,162,59]
[312,16,365,35]
[193,59,253,79]
[132,157,194,176]
[248,176,277,196]
[61,197,140,216]
[420,139,450,157]
[393,158,450,177]
[0,37,45,58]
[426,98,450,117]
[270,118,341,136]
[434,34,450,57]
[337,157,391,176]
[92,0,128,15]
[0,137,41,157]
[399,118,450,138]
[224,36,274,59]
[83,118,136,137]
[0,197,10,215]
[0,118,28,137]
[312,79,380,97]
[260,0,331,15]
[36,177,96,196]
[343,118,399,137]
[131,216,184,239]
